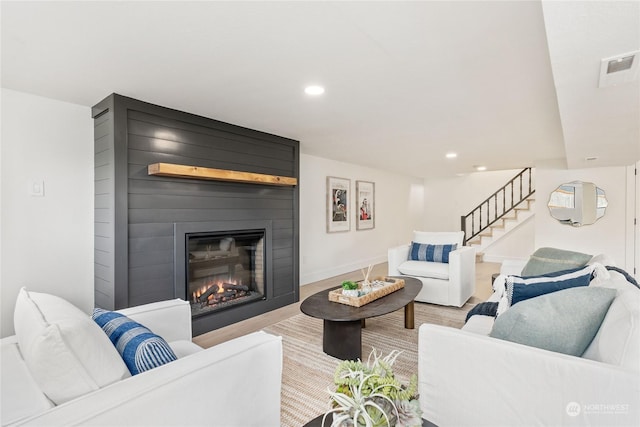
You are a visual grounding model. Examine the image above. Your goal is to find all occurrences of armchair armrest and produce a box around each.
[447,246,475,306]
[117,299,192,342]
[418,324,640,426]
[388,244,410,275]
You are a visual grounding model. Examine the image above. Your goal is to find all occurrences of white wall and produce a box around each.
[423,169,526,231]
[636,161,639,277]
[299,154,424,284]
[1,89,94,337]
[535,164,633,270]
[483,217,536,262]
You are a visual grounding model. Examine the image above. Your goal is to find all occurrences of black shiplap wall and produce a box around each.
[92,94,299,334]
[93,107,116,310]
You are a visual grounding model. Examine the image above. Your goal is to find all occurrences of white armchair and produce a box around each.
[388,231,476,307]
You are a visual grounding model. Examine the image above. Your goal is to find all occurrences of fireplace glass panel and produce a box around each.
[187,230,265,317]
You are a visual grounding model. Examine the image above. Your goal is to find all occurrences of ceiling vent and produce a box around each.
[599,51,640,88]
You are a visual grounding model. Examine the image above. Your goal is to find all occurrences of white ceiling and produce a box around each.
[1,1,638,179]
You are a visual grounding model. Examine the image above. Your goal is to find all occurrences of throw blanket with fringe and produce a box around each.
[465,302,498,323]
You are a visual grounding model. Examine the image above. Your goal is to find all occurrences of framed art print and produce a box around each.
[327,176,350,233]
[356,180,375,230]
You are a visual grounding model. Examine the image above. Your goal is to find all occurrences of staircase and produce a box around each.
[461,168,535,261]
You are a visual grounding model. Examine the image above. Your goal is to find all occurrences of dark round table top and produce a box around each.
[303,413,434,426]
[300,276,421,322]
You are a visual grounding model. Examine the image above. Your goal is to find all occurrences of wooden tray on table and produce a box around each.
[328,277,405,307]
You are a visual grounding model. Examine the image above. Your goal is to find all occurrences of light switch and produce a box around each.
[29,180,45,197]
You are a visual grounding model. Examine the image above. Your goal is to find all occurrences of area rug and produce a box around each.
[263,301,475,426]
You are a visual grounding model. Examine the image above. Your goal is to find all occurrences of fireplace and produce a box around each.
[187,230,265,317]
[92,95,298,337]
[174,220,274,333]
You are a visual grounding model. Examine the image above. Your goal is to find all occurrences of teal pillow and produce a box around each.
[489,287,616,356]
[521,247,592,276]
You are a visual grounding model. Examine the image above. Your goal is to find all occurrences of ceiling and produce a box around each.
[1,1,638,179]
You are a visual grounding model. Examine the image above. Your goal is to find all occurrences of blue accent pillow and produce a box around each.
[92,308,177,375]
[506,265,593,307]
[409,242,457,263]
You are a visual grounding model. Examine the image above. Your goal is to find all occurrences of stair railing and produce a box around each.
[461,167,535,245]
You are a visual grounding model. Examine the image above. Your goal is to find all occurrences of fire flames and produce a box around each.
[192,278,240,304]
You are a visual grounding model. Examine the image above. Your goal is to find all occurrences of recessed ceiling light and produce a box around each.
[475,166,487,171]
[445,152,457,159]
[304,85,325,95]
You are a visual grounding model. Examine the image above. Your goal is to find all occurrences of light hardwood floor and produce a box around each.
[193,261,500,349]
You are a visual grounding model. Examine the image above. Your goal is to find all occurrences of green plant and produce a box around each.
[341,280,359,290]
[322,349,422,427]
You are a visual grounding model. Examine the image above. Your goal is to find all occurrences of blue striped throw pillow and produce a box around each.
[408,242,457,263]
[506,265,594,307]
[92,308,177,375]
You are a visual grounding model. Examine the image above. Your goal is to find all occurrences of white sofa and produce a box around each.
[388,231,476,307]
[418,260,640,426]
[1,289,283,426]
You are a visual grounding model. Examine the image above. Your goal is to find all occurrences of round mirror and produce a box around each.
[547,181,607,227]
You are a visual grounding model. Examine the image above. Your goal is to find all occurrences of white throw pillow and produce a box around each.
[13,288,129,404]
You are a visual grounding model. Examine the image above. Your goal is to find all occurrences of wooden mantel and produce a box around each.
[147,163,298,186]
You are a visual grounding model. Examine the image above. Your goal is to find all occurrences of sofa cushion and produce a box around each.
[0,340,54,425]
[497,265,593,315]
[398,260,449,280]
[409,242,457,263]
[13,288,129,405]
[520,247,592,276]
[92,308,178,375]
[582,287,640,372]
[490,287,616,356]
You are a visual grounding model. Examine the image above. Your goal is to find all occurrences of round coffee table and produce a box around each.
[300,276,421,360]
[303,413,434,426]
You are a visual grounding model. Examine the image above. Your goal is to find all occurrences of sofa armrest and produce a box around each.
[117,299,192,342]
[14,331,283,427]
[388,244,410,275]
[499,258,527,276]
[418,324,640,426]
